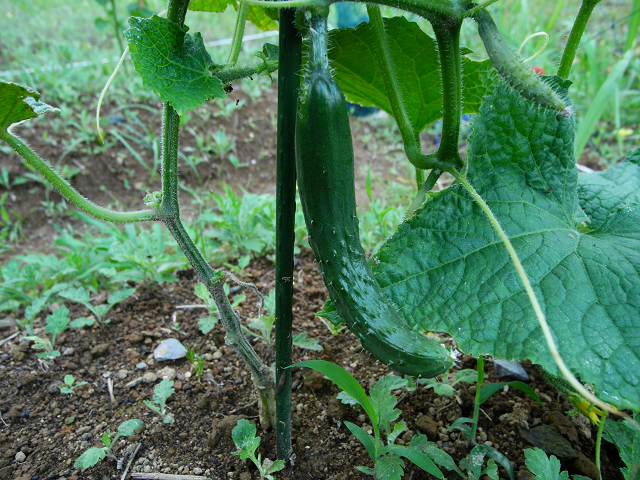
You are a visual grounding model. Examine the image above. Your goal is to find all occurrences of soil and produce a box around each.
[0,83,622,480]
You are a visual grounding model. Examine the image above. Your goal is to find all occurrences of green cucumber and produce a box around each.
[295,11,454,378]
[475,8,567,113]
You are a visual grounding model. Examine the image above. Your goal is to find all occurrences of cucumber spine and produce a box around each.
[295,12,454,378]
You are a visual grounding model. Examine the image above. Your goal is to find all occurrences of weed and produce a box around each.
[232,419,285,480]
[58,374,88,395]
[143,379,176,424]
[75,419,143,470]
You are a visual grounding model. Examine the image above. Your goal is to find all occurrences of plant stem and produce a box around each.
[469,356,484,444]
[0,132,155,223]
[430,17,463,169]
[227,2,249,65]
[450,168,628,421]
[158,0,276,428]
[275,7,301,462]
[595,414,605,478]
[366,5,452,172]
[557,0,601,79]
[109,0,125,52]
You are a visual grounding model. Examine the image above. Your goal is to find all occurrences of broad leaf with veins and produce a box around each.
[373,80,640,411]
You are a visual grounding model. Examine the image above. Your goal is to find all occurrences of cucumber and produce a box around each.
[295,11,454,378]
[474,8,567,112]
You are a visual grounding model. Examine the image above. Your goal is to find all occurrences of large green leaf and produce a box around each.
[327,17,494,133]
[189,0,277,31]
[124,15,226,116]
[373,81,640,411]
[0,81,59,133]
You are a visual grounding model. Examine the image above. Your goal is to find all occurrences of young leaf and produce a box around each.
[124,16,226,116]
[45,306,70,336]
[523,448,590,479]
[374,454,405,480]
[478,381,543,406]
[69,317,95,329]
[373,81,640,411]
[369,375,402,432]
[0,81,60,133]
[108,288,135,305]
[116,419,143,438]
[198,316,218,334]
[292,332,322,351]
[605,412,640,479]
[383,444,444,479]
[153,379,175,407]
[75,447,108,470]
[410,434,464,476]
[232,419,260,458]
[290,360,377,429]
[345,421,376,462]
[58,287,91,307]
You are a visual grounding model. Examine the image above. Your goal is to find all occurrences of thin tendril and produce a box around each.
[518,32,550,63]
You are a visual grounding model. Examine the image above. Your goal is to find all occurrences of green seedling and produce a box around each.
[524,448,591,480]
[15,297,48,336]
[419,368,478,396]
[231,419,285,480]
[193,282,245,334]
[293,360,458,479]
[143,378,175,424]
[447,357,543,479]
[58,286,135,328]
[58,374,88,395]
[23,306,70,359]
[186,346,206,378]
[75,419,143,470]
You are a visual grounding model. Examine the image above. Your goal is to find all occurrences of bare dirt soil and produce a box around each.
[0,83,622,480]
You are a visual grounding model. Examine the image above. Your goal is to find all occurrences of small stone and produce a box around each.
[136,362,147,370]
[154,339,187,361]
[493,359,529,381]
[520,425,576,461]
[126,377,144,388]
[156,367,176,381]
[14,452,26,463]
[571,451,600,480]
[212,350,223,360]
[118,370,128,379]
[142,372,157,383]
[48,381,64,394]
[193,467,203,475]
[414,414,438,440]
[302,370,328,391]
[102,371,112,378]
[62,348,75,356]
[90,343,110,356]
[173,380,183,390]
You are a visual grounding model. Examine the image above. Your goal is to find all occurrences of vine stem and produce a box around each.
[227,2,249,65]
[0,132,155,223]
[449,168,634,424]
[469,356,485,444]
[557,0,602,79]
[366,5,454,172]
[595,415,605,477]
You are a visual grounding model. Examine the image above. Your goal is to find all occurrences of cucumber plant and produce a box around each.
[1,0,639,472]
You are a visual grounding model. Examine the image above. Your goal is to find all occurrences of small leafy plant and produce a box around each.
[293,360,453,479]
[523,448,590,480]
[59,286,135,328]
[186,345,206,378]
[232,419,285,480]
[23,306,70,359]
[75,419,143,470]
[143,378,175,424]
[58,374,88,395]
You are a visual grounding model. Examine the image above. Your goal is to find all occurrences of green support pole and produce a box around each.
[275,7,301,462]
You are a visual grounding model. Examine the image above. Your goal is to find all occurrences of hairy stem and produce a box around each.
[557,0,601,79]
[227,2,249,65]
[0,132,155,223]
[157,0,276,428]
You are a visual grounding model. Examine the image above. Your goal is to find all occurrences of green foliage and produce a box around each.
[75,419,143,470]
[59,286,135,327]
[604,412,640,479]
[293,361,447,479]
[143,379,176,424]
[419,368,477,396]
[373,80,640,411]
[186,346,206,377]
[327,17,493,134]
[23,306,70,359]
[523,448,590,480]
[231,419,285,480]
[58,374,88,395]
